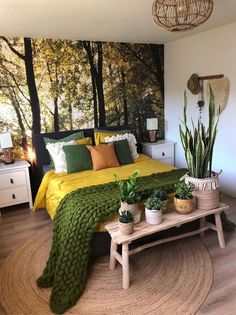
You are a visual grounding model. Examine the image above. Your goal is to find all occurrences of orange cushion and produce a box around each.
[87,143,120,171]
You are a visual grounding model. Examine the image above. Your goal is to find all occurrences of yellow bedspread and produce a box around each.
[33,154,175,230]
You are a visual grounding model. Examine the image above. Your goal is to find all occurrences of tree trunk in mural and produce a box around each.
[149,44,164,100]
[121,69,128,126]
[0,36,41,136]
[4,88,28,158]
[91,76,98,128]
[24,38,41,134]
[53,97,59,132]
[46,60,60,132]
[96,42,106,127]
[83,41,105,127]
[82,41,98,128]
[12,103,28,157]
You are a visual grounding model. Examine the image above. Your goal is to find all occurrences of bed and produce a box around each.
[32,127,176,252]
[32,128,188,313]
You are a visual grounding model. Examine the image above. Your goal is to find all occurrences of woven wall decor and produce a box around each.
[152,0,214,32]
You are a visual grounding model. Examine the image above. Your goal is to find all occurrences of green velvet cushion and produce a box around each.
[44,131,84,166]
[113,139,133,165]
[63,144,93,173]
[43,131,84,146]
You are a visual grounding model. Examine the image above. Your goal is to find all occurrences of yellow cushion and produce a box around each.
[87,143,120,171]
[76,137,93,145]
[94,131,122,145]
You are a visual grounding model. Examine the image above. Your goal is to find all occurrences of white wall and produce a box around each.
[165,22,236,197]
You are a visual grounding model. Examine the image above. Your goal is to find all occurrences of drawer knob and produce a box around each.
[12,194,16,199]
[162,152,165,156]
[10,178,14,184]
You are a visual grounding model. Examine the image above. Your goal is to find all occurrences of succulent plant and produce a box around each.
[175,181,194,200]
[145,195,164,211]
[119,210,134,223]
[151,189,167,201]
[179,87,219,178]
[115,170,140,204]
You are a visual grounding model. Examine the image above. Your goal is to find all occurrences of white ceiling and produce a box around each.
[0,0,236,43]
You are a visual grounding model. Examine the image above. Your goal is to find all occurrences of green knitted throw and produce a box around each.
[36,168,188,313]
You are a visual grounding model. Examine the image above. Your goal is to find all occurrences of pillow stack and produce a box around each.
[44,129,138,174]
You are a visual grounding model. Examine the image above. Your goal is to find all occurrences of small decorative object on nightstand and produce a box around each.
[0,132,14,164]
[146,118,158,142]
[0,160,33,215]
[142,140,176,166]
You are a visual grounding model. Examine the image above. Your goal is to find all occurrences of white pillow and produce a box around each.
[46,140,76,173]
[104,133,139,160]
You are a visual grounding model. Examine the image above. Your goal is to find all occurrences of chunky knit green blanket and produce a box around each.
[36,168,187,313]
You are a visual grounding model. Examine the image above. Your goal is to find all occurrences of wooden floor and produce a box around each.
[0,194,235,315]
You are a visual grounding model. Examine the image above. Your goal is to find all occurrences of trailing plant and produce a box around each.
[151,189,167,201]
[115,170,140,204]
[119,210,134,223]
[175,181,194,200]
[179,87,219,178]
[145,195,164,211]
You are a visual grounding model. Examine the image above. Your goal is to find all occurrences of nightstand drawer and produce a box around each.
[0,170,26,189]
[152,147,172,160]
[0,186,29,206]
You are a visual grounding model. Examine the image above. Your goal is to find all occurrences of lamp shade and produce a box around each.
[0,132,13,149]
[146,118,158,130]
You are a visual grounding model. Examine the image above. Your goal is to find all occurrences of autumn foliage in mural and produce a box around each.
[0,37,164,159]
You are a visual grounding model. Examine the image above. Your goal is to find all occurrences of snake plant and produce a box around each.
[179,86,219,178]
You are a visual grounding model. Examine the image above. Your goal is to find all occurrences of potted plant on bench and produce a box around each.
[115,170,141,224]
[151,189,168,210]
[119,210,134,235]
[174,181,195,214]
[145,195,164,225]
[179,87,220,210]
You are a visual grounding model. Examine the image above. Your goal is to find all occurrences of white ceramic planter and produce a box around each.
[145,207,162,225]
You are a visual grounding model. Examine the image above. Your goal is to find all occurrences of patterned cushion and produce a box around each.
[104,133,139,160]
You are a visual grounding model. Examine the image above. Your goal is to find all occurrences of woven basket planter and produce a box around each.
[119,202,141,224]
[183,173,220,210]
[119,222,134,236]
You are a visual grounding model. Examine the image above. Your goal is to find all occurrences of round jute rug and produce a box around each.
[0,227,213,315]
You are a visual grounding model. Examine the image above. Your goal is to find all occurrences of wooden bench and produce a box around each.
[105,203,229,289]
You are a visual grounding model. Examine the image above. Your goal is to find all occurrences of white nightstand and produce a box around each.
[142,140,176,166]
[0,160,33,215]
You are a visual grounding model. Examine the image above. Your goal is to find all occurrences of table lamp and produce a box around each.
[0,132,14,164]
[146,118,158,142]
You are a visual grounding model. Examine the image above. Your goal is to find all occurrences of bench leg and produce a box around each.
[200,217,206,237]
[122,243,130,289]
[109,239,118,270]
[215,212,225,248]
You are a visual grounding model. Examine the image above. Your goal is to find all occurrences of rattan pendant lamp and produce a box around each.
[152,0,214,32]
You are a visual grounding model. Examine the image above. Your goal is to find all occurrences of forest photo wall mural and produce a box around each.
[0,37,164,160]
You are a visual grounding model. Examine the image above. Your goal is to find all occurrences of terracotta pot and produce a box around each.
[183,173,220,210]
[119,202,141,224]
[174,197,195,214]
[119,222,134,235]
[145,207,162,225]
